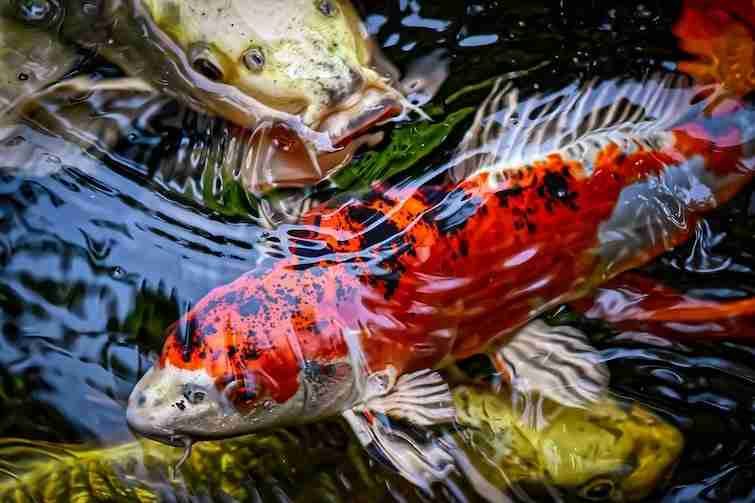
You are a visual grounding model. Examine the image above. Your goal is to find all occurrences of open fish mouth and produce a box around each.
[319,88,404,148]
[126,407,182,446]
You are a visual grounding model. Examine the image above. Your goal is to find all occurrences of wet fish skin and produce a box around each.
[53,0,406,149]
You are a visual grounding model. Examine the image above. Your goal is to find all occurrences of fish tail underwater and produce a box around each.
[2,0,755,502]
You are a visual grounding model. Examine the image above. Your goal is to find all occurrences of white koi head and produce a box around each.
[127,266,363,444]
[126,361,312,444]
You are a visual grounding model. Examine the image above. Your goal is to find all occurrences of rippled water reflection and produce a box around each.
[1,0,754,502]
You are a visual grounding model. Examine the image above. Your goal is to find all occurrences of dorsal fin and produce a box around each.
[451,72,724,181]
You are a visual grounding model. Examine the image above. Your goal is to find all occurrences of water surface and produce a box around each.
[1,1,754,501]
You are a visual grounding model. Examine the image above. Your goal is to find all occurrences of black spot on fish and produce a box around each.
[427,188,482,234]
[312,282,325,299]
[242,346,260,360]
[349,206,405,249]
[227,345,238,358]
[199,298,222,318]
[544,171,570,200]
[459,239,469,257]
[239,297,262,316]
[174,400,186,411]
[379,268,403,300]
[495,186,524,208]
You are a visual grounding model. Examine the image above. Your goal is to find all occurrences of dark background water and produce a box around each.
[1,0,754,501]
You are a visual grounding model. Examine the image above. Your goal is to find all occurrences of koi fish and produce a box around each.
[673,0,755,98]
[127,72,755,491]
[451,385,683,502]
[5,0,428,193]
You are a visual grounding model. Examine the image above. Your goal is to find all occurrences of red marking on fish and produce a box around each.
[158,89,753,410]
[572,272,755,340]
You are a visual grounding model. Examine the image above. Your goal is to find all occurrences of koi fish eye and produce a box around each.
[317,0,338,17]
[219,373,267,412]
[579,478,616,501]
[189,43,224,82]
[243,47,266,73]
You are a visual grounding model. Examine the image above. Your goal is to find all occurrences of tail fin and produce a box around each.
[572,273,755,339]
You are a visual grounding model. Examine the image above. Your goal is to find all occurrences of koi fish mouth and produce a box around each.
[319,87,404,148]
[126,404,185,446]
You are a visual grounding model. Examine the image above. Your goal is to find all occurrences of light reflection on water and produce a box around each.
[0,1,754,502]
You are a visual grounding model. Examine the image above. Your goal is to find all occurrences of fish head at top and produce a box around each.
[142,0,404,146]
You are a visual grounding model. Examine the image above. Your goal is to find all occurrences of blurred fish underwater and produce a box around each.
[1,0,755,502]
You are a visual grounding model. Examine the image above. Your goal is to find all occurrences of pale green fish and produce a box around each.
[3,0,423,193]
[452,385,684,502]
[0,385,682,502]
[138,0,404,138]
[0,13,84,117]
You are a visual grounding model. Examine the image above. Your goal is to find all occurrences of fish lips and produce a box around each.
[126,405,185,447]
[320,88,403,148]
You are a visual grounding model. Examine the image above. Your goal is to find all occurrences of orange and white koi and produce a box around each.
[126,67,754,486]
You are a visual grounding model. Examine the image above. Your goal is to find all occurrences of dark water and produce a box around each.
[1,0,754,501]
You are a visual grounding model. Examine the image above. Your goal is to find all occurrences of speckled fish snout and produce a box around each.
[126,363,216,444]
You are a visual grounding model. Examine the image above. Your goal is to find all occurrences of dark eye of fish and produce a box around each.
[317,0,338,17]
[193,58,224,82]
[243,47,266,73]
[579,479,616,501]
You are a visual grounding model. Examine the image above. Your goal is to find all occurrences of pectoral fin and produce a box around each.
[490,320,609,418]
[342,369,457,490]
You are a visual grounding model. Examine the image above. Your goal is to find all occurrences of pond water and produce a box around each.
[1,0,754,501]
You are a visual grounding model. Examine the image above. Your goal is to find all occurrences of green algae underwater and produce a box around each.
[1,0,755,502]
[0,383,683,503]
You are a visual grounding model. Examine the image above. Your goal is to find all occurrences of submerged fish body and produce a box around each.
[452,385,684,502]
[0,386,682,502]
[0,14,84,117]
[127,70,754,476]
[3,0,411,193]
